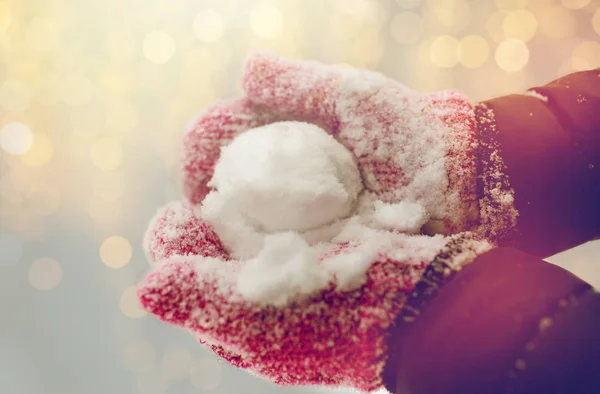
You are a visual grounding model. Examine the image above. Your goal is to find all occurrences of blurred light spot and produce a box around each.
[106,100,137,133]
[28,184,61,215]
[100,236,132,269]
[12,213,45,241]
[571,41,600,71]
[0,122,33,155]
[593,9,600,36]
[390,12,424,45]
[425,0,470,29]
[460,36,490,68]
[34,75,60,107]
[90,138,123,171]
[143,30,176,64]
[193,9,224,43]
[120,286,147,318]
[94,172,126,201]
[494,0,528,9]
[28,258,62,290]
[61,75,93,106]
[20,133,53,167]
[189,358,223,390]
[250,3,283,38]
[106,31,137,64]
[486,11,507,43]
[560,0,590,9]
[495,38,529,72]
[0,79,31,111]
[89,196,121,224]
[429,35,460,68]
[70,108,104,136]
[25,18,60,53]
[137,372,168,394]
[0,2,12,30]
[99,70,133,97]
[539,5,575,38]
[161,347,193,381]
[9,164,32,192]
[396,0,422,8]
[0,233,23,267]
[124,340,156,373]
[502,10,537,41]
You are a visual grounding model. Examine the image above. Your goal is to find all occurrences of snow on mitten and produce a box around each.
[140,199,492,391]
[137,52,512,391]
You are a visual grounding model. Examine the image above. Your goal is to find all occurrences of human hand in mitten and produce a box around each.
[137,52,500,391]
[139,198,491,391]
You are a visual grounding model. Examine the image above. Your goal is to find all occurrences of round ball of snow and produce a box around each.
[208,121,363,233]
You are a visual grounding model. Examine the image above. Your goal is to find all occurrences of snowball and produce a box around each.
[202,121,363,257]
[237,232,330,306]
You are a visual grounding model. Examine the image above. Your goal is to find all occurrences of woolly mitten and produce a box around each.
[137,53,507,392]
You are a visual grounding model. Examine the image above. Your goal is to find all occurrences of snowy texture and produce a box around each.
[524,89,549,102]
[139,52,498,392]
[208,121,362,233]
[367,200,429,233]
[237,232,329,306]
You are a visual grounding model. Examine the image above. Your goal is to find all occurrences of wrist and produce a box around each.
[383,246,595,394]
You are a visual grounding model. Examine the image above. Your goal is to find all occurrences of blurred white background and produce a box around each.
[0,0,599,393]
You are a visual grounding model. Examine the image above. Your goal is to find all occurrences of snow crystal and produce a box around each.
[237,232,330,306]
[524,89,548,102]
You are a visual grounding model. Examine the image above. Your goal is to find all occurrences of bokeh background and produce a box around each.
[1,0,599,393]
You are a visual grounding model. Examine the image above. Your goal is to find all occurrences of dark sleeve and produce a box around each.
[385,247,600,394]
[475,69,600,258]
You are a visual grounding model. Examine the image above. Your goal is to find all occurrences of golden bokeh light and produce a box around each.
[28,184,61,216]
[460,36,490,68]
[119,285,147,318]
[396,0,422,8]
[494,0,528,9]
[11,212,45,241]
[593,8,600,36]
[193,9,224,43]
[0,79,31,111]
[429,35,461,68]
[161,347,193,381]
[89,196,121,225]
[486,11,508,43]
[502,10,538,42]
[425,0,471,29]
[61,75,94,106]
[123,340,156,373]
[100,236,132,269]
[143,30,176,64]
[34,75,61,107]
[0,2,12,31]
[571,40,600,71]
[106,31,138,65]
[559,0,590,9]
[20,133,53,167]
[390,12,424,45]
[250,3,283,39]
[0,122,33,155]
[25,17,60,53]
[93,172,126,202]
[189,358,223,391]
[28,258,62,291]
[90,138,123,171]
[539,5,576,38]
[495,38,529,72]
[106,100,138,133]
